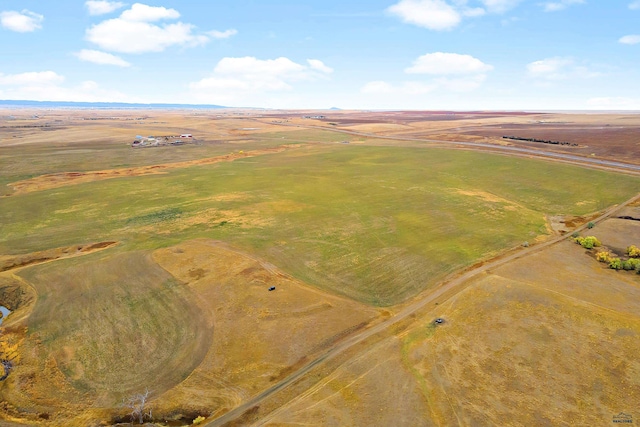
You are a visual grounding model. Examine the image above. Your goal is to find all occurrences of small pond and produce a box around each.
[0,306,11,326]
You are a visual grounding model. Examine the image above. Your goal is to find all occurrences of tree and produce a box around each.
[609,258,623,270]
[123,389,151,424]
[587,222,595,229]
[575,236,601,249]
[623,258,640,271]
[596,251,612,263]
[626,245,640,258]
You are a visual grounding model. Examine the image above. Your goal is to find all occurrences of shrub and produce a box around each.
[575,236,601,249]
[193,416,206,425]
[623,258,640,271]
[626,245,640,258]
[587,222,595,229]
[571,231,580,238]
[609,258,623,270]
[596,251,612,263]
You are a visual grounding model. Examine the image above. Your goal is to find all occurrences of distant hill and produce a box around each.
[0,100,226,109]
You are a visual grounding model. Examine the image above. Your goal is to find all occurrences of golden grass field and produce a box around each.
[0,108,639,426]
[260,210,640,427]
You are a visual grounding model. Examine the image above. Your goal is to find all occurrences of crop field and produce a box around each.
[0,110,639,426]
[2,144,638,305]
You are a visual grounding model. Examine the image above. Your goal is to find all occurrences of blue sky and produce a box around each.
[0,0,639,109]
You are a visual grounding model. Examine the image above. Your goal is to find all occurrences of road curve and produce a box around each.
[207,189,640,427]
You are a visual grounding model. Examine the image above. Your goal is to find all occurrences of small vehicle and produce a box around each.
[268,286,276,291]
[434,318,445,324]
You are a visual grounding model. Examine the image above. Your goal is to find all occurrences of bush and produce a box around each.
[596,251,612,263]
[609,258,623,270]
[587,222,595,229]
[571,231,580,238]
[193,416,206,425]
[575,236,601,249]
[623,258,640,271]
[626,245,640,258]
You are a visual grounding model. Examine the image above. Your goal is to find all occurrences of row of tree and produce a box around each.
[575,237,640,272]
[503,136,578,146]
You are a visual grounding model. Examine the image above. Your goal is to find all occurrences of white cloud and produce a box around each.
[586,97,640,110]
[208,29,238,39]
[86,3,208,54]
[527,57,600,80]
[362,51,490,98]
[0,70,134,102]
[361,81,435,95]
[361,81,395,94]
[629,1,640,10]
[387,0,461,31]
[0,10,43,32]
[189,56,332,105]
[119,3,179,22]
[479,0,521,13]
[405,52,493,74]
[0,71,64,86]
[307,59,334,74]
[387,0,522,30]
[434,74,487,91]
[74,49,131,67]
[542,0,584,12]
[462,7,486,17]
[619,34,640,45]
[85,1,126,16]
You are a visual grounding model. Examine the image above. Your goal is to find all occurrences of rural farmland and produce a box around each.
[1,108,639,426]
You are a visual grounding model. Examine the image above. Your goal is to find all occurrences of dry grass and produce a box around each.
[259,217,640,426]
[0,240,382,425]
[149,240,381,419]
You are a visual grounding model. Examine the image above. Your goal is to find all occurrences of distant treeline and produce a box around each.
[0,124,53,129]
[503,136,578,146]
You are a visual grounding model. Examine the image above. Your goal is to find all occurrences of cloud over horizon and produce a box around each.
[527,57,600,81]
[0,70,134,102]
[362,52,492,98]
[405,52,493,74]
[189,56,333,105]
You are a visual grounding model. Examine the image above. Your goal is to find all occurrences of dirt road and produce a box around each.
[264,121,640,174]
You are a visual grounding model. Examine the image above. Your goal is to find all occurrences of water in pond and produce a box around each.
[0,306,10,326]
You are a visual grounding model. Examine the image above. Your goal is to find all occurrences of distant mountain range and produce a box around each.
[0,100,227,109]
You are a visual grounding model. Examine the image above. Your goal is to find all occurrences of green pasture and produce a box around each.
[2,144,639,305]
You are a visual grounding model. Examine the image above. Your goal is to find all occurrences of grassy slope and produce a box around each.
[2,145,639,305]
